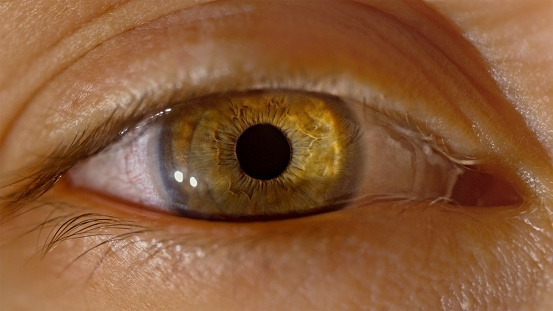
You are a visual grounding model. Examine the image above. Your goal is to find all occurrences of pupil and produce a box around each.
[236,124,291,180]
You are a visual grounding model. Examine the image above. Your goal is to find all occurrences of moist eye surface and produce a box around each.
[68,89,505,222]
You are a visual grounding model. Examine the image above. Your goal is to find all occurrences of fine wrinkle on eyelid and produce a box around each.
[0,0,217,147]
[425,0,553,162]
[0,1,135,146]
[357,0,498,95]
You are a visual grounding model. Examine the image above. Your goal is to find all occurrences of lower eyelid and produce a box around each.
[11,188,550,310]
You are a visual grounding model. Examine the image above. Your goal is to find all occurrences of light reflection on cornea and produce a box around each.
[174,171,184,183]
[189,177,198,188]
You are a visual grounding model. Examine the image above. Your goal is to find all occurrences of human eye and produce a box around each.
[1,1,553,310]
[66,88,494,221]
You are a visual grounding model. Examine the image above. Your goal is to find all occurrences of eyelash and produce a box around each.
[0,100,165,220]
[20,197,313,281]
[26,200,181,279]
[0,84,455,216]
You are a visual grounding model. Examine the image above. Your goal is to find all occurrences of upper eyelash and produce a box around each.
[0,105,154,222]
[0,83,218,221]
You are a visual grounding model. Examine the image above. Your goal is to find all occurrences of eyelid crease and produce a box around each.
[8,0,493,169]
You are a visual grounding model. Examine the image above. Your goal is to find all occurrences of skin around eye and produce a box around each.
[1,1,553,311]
[67,89,470,220]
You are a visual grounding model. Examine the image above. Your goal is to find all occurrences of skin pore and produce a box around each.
[1,0,553,310]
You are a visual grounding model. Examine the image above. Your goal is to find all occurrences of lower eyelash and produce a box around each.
[4,193,512,287]
[6,199,260,281]
[3,200,150,272]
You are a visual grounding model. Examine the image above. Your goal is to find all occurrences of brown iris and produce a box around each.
[161,90,361,220]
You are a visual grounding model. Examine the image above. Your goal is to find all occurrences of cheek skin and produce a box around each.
[1,187,552,310]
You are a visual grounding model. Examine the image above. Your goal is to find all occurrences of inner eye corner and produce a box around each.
[448,162,524,208]
[354,114,515,209]
[408,120,524,208]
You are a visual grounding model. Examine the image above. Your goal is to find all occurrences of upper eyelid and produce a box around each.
[0,2,496,214]
[5,0,487,159]
[2,0,548,217]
